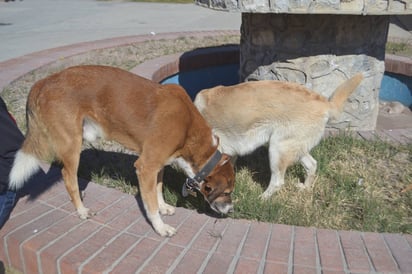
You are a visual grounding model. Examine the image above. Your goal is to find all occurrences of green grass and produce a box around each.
[386,41,412,57]
[76,133,412,234]
[228,134,412,233]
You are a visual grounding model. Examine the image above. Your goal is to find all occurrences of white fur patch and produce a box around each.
[193,94,206,112]
[170,157,195,178]
[82,118,105,142]
[9,150,41,190]
[212,134,219,148]
[217,125,273,156]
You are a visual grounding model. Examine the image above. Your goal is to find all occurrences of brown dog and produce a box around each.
[195,73,364,199]
[9,65,235,237]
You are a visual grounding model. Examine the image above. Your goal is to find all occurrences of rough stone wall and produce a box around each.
[196,0,412,14]
[240,14,389,130]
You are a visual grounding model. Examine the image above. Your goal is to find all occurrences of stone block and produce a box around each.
[240,14,390,130]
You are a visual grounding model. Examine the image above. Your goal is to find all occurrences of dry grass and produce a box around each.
[230,135,412,233]
[1,35,240,131]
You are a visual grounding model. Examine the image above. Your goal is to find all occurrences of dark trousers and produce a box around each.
[0,97,24,228]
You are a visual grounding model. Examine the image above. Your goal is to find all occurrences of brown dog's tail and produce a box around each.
[9,82,55,190]
[328,73,364,120]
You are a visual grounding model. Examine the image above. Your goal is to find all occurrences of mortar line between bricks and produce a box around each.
[3,200,56,245]
[35,217,85,274]
[287,226,295,274]
[196,220,230,274]
[314,229,322,274]
[257,223,273,274]
[360,232,377,273]
[135,210,194,274]
[54,222,109,274]
[227,222,251,274]
[54,212,144,274]
[5,206,57,268]
[382,233,402,273]
[101,212,161,274]
[58,204,145,274]
[165,215,211,274]
[44,200,73,212]
[7,199,45,220]
[76,212,149,274]
[102,236,145,274]
[93,195,128,217]
[336,231,350,274]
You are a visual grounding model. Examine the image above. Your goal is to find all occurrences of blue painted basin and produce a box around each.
[162,65,412,108]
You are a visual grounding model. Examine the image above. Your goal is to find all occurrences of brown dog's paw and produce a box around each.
[156,223,177,237]
[77,207,95,219]
[159,203,176,216]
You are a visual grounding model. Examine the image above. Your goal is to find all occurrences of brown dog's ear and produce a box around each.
[219,153,231,166]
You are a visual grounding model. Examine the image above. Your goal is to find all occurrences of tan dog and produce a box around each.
[194,73,363,199]
[9,65,235,237]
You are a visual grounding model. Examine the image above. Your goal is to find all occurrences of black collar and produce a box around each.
[182,150,222,197]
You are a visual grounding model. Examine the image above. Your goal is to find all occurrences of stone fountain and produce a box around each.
[195,0,411,130]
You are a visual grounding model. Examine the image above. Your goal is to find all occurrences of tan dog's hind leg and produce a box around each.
[135,158,176,237]
[299,154,317,189]
[157,168,175,216]
[261,146,287,199]
[261,141,299,199]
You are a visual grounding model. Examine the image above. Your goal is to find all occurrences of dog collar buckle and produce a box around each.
[182,177,199,197]
[182,150,222,198]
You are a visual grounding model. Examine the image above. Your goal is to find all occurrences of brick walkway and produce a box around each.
[1,174,412,274]
[1,31,412,273]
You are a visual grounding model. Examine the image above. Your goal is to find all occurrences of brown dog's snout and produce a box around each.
[211,200,234,215]
[202,184,234,215]
[199,154,235,215]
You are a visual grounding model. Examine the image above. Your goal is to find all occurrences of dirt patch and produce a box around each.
[1,35,240,134]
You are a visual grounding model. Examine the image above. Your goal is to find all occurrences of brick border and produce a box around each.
[385,53,412,77]
[2,180,412,274]
[0,30,240,93]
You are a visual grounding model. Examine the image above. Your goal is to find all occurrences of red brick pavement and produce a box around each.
[1,177,412,274]
[1,31,412,273]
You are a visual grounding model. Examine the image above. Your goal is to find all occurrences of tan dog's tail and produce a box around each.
[329,73,364,120]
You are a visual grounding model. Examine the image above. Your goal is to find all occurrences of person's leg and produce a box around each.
[0,190,17,229]
[0,97,23,229]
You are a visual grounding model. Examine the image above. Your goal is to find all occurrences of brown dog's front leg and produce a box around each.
[135,160,176,237]
[157,168,176,216]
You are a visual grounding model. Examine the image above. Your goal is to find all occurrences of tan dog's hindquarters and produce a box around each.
[195,73,364,198]
[9,65,235,237]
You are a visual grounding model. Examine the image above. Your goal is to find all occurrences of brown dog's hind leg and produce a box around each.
[59,144,91,219]
[135,157,176,237]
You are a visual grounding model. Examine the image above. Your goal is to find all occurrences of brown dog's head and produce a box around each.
[199,154,235,215]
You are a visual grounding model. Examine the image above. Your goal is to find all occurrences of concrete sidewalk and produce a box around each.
[0,0,411,63]
[0,0,241,62]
